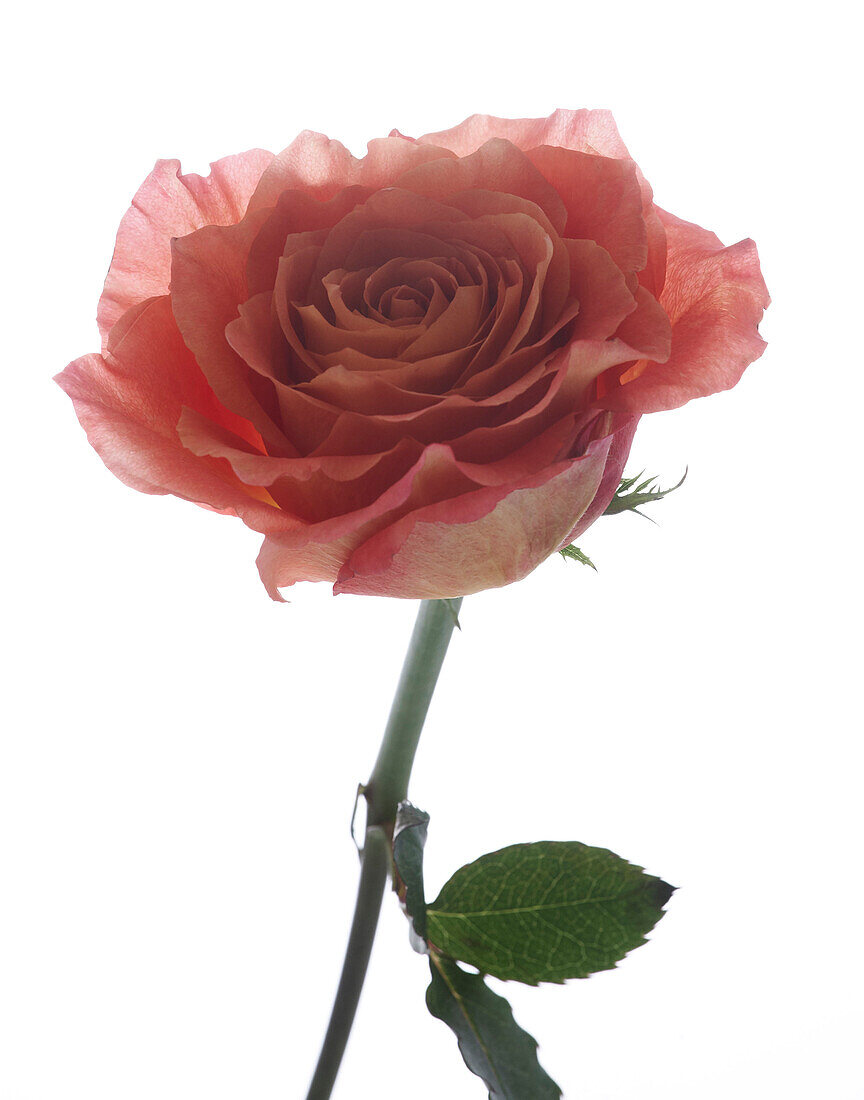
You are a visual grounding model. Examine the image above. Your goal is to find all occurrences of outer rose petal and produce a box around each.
[598,211,769,413]
[55,297,292,536]
[248,131,454,211]
[98,150,274,345]
[332,437,614,599]
[417,109,630,160]
[255,442,476,598]
[560,414,640,545]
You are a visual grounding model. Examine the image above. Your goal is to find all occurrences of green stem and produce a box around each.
[304,598,463,1100]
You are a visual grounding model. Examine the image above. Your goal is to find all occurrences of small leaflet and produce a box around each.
[426,954,561,1100]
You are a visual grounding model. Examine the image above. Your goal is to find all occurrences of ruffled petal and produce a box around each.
[98,150,273,345]
[55,297,291,534]
[598,211,769,413]
[248,131,454,211]
[417,109,630,159]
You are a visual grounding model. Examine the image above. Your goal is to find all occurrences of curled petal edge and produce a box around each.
[329,435,616,599]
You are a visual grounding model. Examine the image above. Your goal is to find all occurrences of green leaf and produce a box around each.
[392,800,430,948]
[427,954,561,1100]
[558,543,597,570]
[603,468,687,521]
[426,840,674,984]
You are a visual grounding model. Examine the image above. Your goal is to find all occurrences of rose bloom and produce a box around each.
[57,110,768,599]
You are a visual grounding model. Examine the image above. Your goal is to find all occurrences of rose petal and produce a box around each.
[444,190,570,329]
[225,292,297,401]
[296,366,443,416]
[598,210,769,413]
[265,441,428,523]
[249,131,455,211]
[558,412,640,545]
[417,109,631,160]
[177,407,403,487]
[170,213,291,448]
[308,344,477,394]
[55,297,291,534]
[421,112,668,296]
[247,185,373,297]
[401,285,486,359]
[272,238,332,380]
[527,146,647,274]
[307,188,468,294]
[334,434,615,598]
[452,414,580,484]
[98,150,273,345]
[611,285,672,363]
[396,138,568,235]
[256,442,476,597]
[310,358,560,450]
[565,239,638,340]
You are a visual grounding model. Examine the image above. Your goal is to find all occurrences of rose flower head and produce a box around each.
[57,110,768,599]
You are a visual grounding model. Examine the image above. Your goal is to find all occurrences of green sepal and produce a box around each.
[603,468,687,520]
[427,953,561,1100]
[558,543,597,570]
[426,840,674,984]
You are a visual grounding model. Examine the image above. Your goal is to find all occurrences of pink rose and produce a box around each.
[57,110,768,599]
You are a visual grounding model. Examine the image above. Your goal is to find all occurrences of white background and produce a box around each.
[2,1,861,1097]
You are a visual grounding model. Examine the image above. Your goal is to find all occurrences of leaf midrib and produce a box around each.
[429,891,639,920]
[432,958,507,1096]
